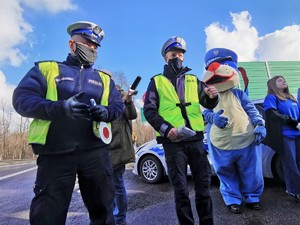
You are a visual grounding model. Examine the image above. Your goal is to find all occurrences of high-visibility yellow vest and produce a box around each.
[92,74,111,140]
[153,74,204,136]
[28,61,110,145]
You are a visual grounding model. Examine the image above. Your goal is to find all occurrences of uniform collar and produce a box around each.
[163,64,191,79]
[64,53,93,68]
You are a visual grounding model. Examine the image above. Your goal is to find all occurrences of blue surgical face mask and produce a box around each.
[168,57,183,74]
[75,42,98,66]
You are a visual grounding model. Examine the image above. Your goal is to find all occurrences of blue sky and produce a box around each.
[0,0,299,110]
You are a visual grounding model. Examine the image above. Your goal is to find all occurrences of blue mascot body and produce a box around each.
[202,48,266,213]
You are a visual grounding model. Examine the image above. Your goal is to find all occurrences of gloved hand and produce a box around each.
[90,105,109,122]
[63,91,90,119]
[174,126,196,142]
[213,109,228,129]
[253,125,266,145]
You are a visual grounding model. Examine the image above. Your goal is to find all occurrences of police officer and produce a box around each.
[143,36,219,225]
[12,21,124,225]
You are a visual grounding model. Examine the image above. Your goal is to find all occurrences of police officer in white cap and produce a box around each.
[67,21,105,66]
[13,21,124,225]
[143,36,219,225]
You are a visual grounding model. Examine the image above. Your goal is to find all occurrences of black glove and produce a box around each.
[63,91,90,119]
[90,105,109,121]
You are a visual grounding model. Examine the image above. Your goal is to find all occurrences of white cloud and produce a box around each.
[204,11,300,62]
[0,0,77,67]
[205,11,259,61]
[0,1,32,66]
[258,25,300,61]
[0,71,15,103]
[0,0,77,132]
[22,0,77,13]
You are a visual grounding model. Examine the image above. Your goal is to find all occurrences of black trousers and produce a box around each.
[30,148,115,225]
[163,140,214,225]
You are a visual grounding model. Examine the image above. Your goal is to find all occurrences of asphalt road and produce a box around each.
[1,160,300,225]
[125,169,300,225]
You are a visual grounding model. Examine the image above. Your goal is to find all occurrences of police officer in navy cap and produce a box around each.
[13,21,124,225]
[144,36,219,225]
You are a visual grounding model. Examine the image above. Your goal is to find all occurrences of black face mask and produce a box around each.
[168,57,183,74]
[75,42,98,66]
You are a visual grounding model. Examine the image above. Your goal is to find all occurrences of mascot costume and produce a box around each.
[202,48,267,214]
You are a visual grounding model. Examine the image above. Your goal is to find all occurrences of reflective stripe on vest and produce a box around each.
[28,62,110,145]
[92,72,111,139]
[153,74,204,136]
[28,62,59,144]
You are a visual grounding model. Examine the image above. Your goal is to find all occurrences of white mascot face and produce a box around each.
[202,62,239,92]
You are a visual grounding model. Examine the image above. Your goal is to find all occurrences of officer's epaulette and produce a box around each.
[34,60,61,66]
[150,73,163,80]
[98,70,112,77]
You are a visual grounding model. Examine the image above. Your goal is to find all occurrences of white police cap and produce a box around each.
[161,36,186,57]
[67,21,104,46]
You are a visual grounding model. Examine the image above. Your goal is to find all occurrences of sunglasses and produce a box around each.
[205,56,234,70]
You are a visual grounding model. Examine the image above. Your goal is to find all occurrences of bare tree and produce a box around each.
[0,99,13,159]
[112,70,129,90]
[14,116,32,159]
[0,95,33,160]
[132,114,154,146]
[111,70,154,146]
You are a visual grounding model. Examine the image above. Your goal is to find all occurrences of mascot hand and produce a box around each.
[253,125,266,145]
[213,109,228,129]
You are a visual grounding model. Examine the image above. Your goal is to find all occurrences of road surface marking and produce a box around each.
[0,167,37,181]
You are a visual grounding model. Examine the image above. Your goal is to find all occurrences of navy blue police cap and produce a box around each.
[67,21,104,46]
[204,48,238,69]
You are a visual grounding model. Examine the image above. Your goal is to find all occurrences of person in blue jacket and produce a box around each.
[12,21,124,225]
[263,76,300,202]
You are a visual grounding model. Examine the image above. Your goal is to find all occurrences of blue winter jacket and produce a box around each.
[12,54,124,155]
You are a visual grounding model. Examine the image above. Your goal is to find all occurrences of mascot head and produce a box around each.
[202,48,239,92]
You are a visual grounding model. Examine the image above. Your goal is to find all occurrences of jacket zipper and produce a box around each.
[79,65,83,91]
